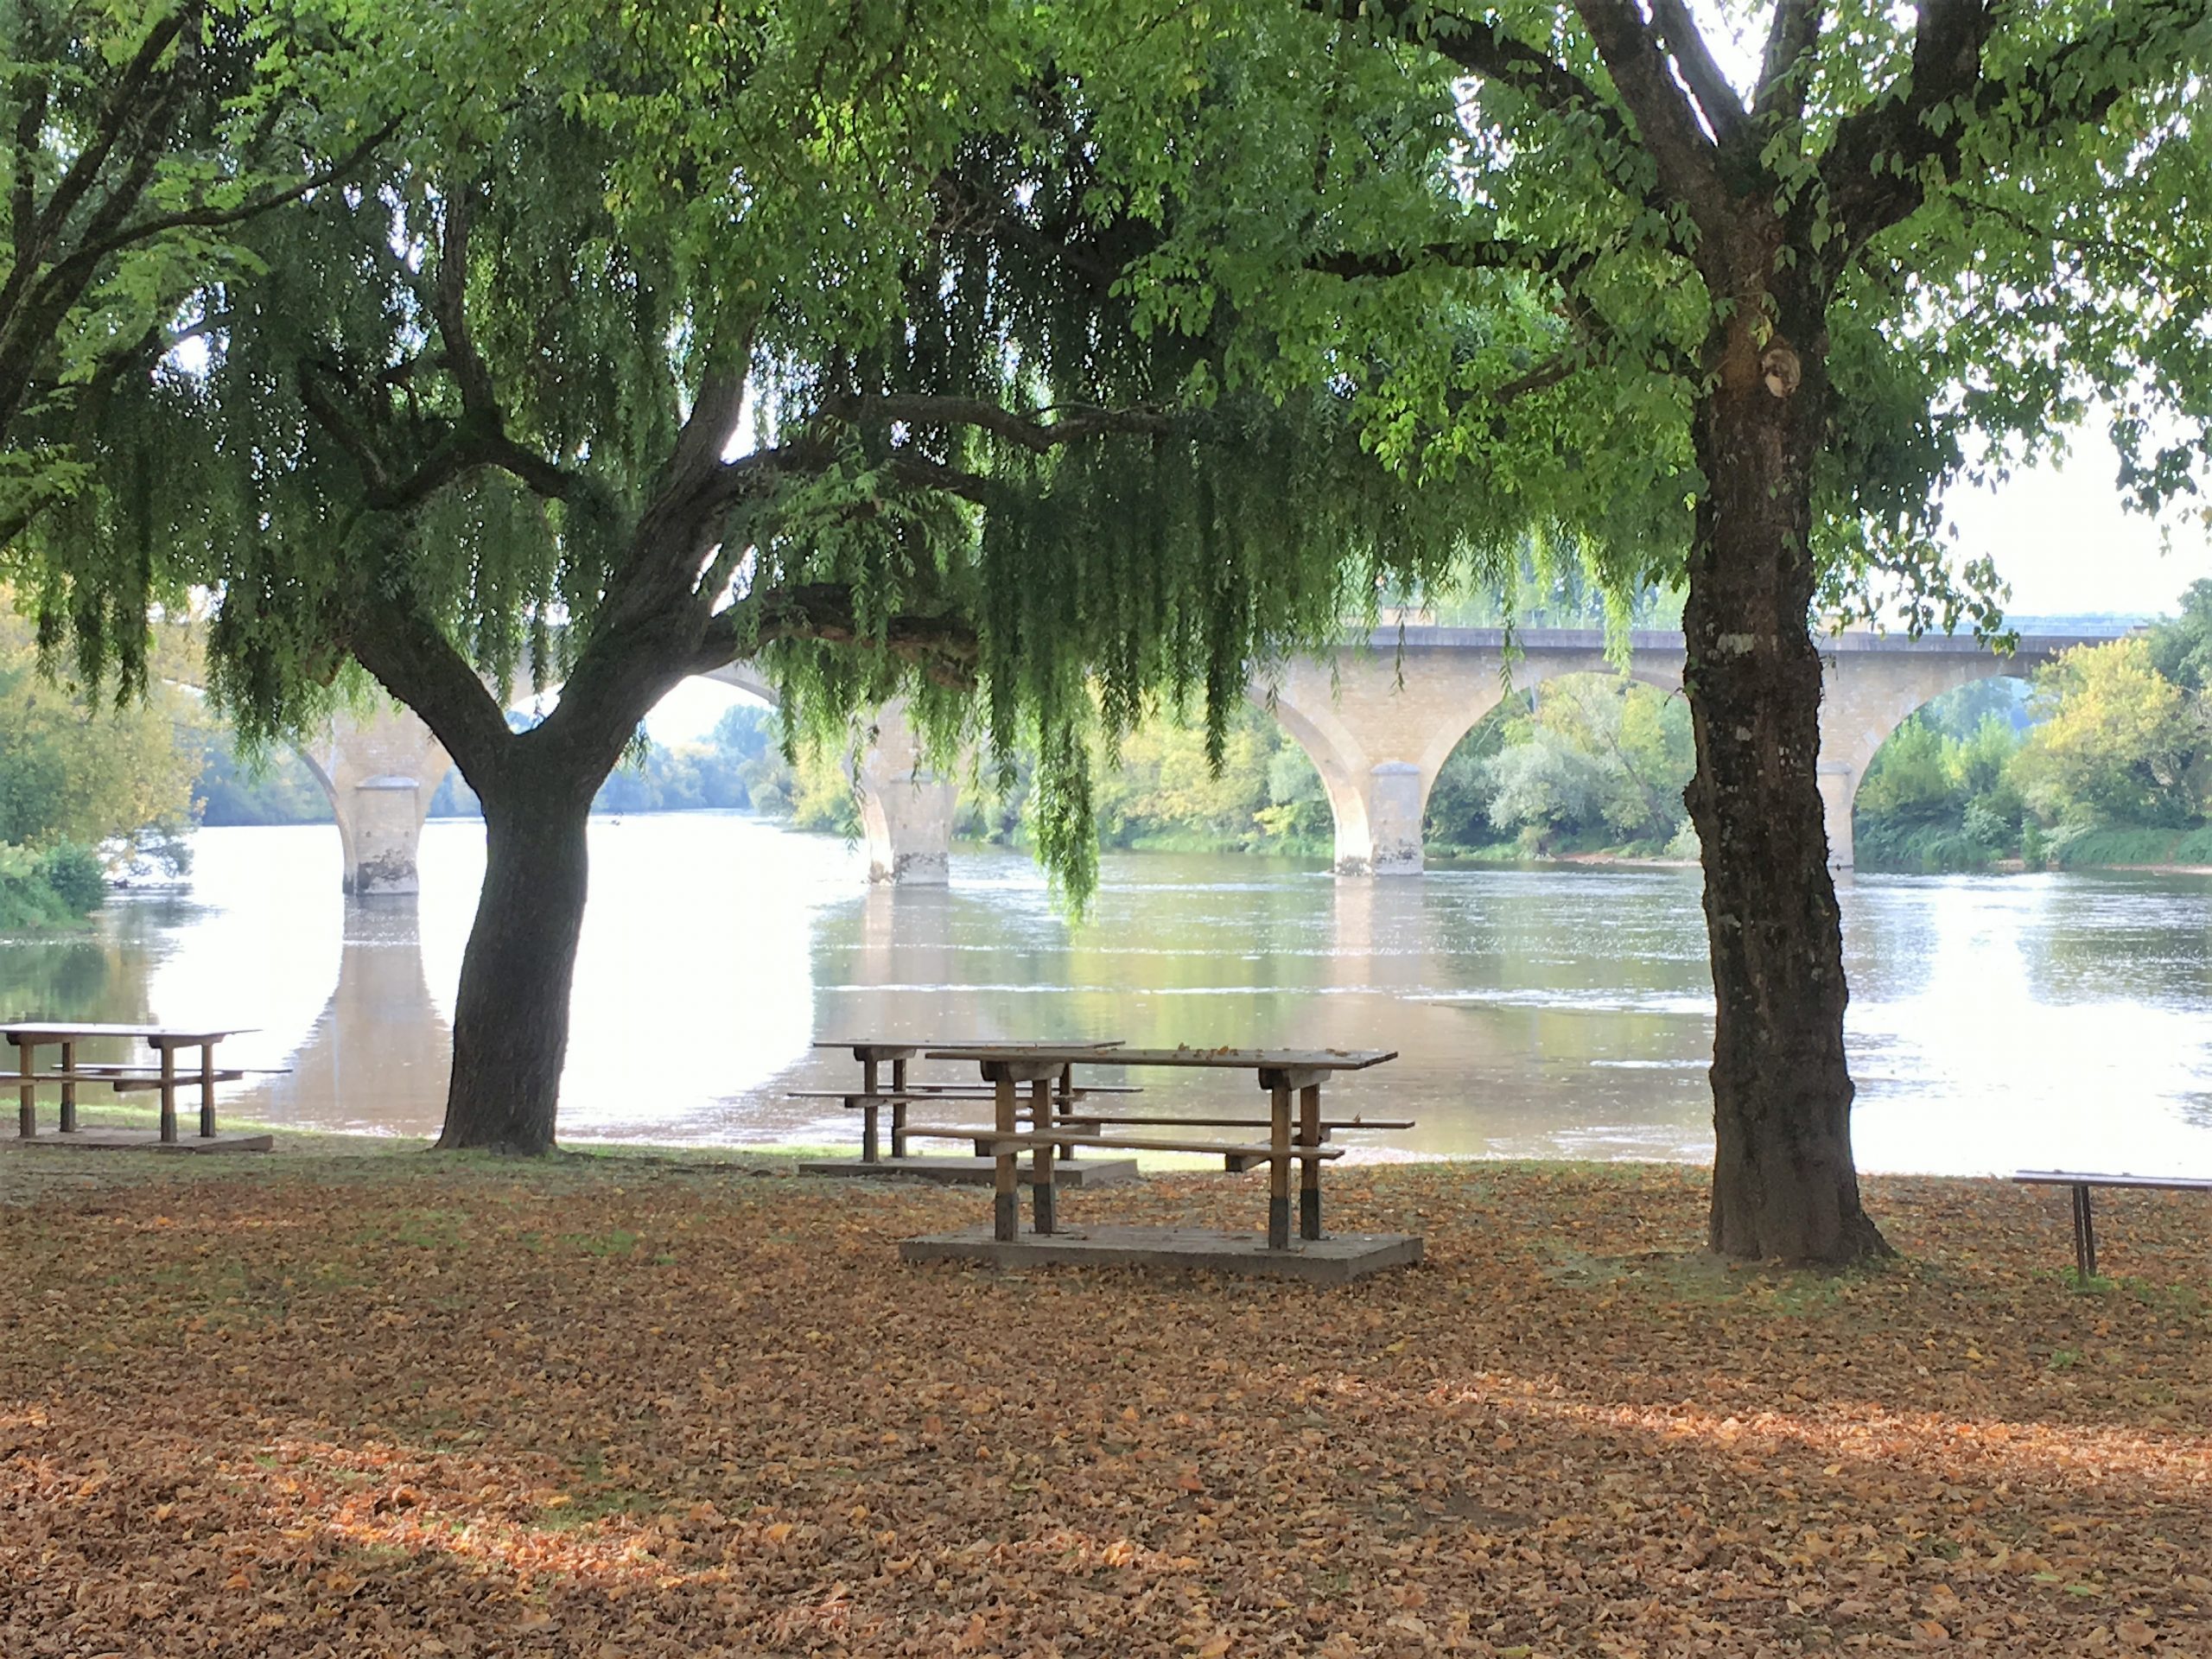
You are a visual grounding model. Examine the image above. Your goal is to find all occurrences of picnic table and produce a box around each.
[5,1022,259,1144]
[909,1045,1403,1249]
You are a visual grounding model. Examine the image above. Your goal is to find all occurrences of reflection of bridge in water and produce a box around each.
[234,898,452,1135]
[302,626,2114,893]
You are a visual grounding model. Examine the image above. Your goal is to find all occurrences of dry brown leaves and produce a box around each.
[2,1156,2208,1657]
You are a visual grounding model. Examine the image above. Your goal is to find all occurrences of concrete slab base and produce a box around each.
[798,1156,1141,1187]
[900,1224,1423,1283]
[4,1128,273,1154]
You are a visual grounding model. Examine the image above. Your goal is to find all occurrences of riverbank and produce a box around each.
[4,1145,2207,1656]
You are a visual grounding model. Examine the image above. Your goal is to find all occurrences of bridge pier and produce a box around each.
[855,700,957,886]
[302,707,452,897]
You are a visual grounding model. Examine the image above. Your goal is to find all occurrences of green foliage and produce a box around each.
[0,2,378,642]
[194,731,334,825]
[2017,639,2205,829]
[1854,605,2212,870]
[0,607,199,869]
[1425,677,1694,856]
[0,842,85,930]
[2150,580,2212,694]
[35,842,107,914]
[1089,705,1326,855]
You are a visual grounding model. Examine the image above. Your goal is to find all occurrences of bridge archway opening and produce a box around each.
[1846,677,2037,873]
[1423,671,1694,862]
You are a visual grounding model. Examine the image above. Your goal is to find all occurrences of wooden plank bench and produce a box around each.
[799,1039,1134,1167]
[2013,1170,2212,1280]
[1052,1112,1414,1171]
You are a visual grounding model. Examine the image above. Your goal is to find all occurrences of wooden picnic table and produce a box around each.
[4,1022,258,1144]
[918,1046,1401,1249]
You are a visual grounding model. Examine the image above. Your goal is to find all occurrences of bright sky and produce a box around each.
[1946,453,2211,620]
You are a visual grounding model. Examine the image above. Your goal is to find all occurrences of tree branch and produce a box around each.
[16,11,188,283]
[1569,1,1731,236]
[1646,0,1746,145]
[1821,0,1994,249]
[1754,0,1826,129]
[343,600,515,787]
[693,582,980,683]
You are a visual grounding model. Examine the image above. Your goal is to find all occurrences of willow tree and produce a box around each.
[18,0,1599,1152]
[1055,0,2209,1260]
[0,1,383,574]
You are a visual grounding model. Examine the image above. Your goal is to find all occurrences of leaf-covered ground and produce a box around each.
[3,1149,2208,1656]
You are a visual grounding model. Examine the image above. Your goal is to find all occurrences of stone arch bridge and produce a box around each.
[303,627,2106,893]
[1261,626,2105,874]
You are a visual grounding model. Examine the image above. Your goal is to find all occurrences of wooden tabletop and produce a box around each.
[925,1046,1396,1071]
[3,1022,257,1046]
[816,1039,1124,1059]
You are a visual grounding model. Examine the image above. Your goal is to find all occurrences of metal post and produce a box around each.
[2072,1183,2098,1280]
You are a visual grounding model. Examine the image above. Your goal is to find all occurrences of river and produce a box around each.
[5,813,2209,1175]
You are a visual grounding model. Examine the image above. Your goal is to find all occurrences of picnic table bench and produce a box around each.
[906,1045,1405,1251]
[797,1039,1139,1173]
[2013,1169,2212,1280]
[5,1022,264,1146]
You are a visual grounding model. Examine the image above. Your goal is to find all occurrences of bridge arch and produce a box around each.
[1814,645,2044,870]
[295,663,954,895]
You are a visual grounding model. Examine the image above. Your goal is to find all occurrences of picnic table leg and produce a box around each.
[890,1058,908,1158]
[2073,1183,2098,1280]
[861,1098,880,1164]
[992,1073,1018,1243]
[1267,1084,1292,1250]
[199,1043,218,1139]
[60,1040,77,1134]
[157,1044,178,1144]
[1298,1084,1323,1241]
[1030,1077,1055,1235]
[16,1039,35,1139]
[1055,1063,1075,1160]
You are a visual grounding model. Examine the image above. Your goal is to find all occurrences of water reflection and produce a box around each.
[245,899,451,1135]
[3,817,2209,1176]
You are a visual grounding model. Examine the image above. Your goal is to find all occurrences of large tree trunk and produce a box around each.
[1682,300,1891,1265]
[435,759,598,1154]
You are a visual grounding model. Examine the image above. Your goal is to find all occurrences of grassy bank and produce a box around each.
[3,1147,2209,1656]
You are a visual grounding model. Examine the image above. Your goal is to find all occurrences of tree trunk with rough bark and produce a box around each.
[1682,280,1891,1265]
[434,755,599,1154]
